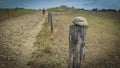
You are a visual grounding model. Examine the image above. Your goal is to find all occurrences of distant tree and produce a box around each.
[119,9,120,12]
[100,9,107,12]
[15,7,19,10]
[107,9,116,12]
[100,8,117,12]
[92,8,98,11]
[20,7,24,10]
[76,8,85,11]
[81,8,85,11]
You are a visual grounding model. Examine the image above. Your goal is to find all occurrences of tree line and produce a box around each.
[78,8,120,12]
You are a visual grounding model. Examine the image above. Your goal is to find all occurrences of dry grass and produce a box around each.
[0,9,36,22]
[0,12,43,68]
[31,11,120,68]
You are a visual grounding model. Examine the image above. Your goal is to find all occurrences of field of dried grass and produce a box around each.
[0,9,36,22]
[0,10,119,68]
[0,11,46,68]
[31,11,120,68]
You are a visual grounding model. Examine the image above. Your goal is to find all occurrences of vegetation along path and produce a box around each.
[0,12,46,68]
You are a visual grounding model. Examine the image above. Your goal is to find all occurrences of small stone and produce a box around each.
[72,16,88,26]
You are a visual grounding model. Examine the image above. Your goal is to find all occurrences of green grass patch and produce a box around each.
[42,42,52,53]
[30,17,65,68]
[27,58,35,65]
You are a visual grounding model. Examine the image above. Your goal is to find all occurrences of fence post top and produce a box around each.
[48,12,53,14]
[72,16,88,27]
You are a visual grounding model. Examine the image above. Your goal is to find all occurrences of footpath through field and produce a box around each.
[0,12,46,68]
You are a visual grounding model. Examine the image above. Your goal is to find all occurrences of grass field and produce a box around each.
[0,11,44,68]
[0,9,36,22]
[30,11,120,68]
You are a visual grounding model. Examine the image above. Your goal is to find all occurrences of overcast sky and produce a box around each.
[0,0,120,9]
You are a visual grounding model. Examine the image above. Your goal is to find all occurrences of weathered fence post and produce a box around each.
[7,8,10,18]
[69,17,88,68]
[48,12,50,23]
[48,12,53,33]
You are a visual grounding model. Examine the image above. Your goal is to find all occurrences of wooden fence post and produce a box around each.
[48,12,50,23]
[7,9,10,18]
[48,12,53,33]
[69,17,88,68]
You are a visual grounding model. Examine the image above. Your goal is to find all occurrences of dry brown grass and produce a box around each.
[31,11,120,68]
[0,9,37,22]
[0,12,44,68]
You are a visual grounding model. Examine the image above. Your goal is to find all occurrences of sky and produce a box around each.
[0,0,120,10]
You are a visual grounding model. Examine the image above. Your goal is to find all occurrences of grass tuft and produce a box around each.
[42,42,52,53]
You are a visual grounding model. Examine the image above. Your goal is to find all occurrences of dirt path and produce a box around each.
[19,14,46,68]
[0,12,46,68]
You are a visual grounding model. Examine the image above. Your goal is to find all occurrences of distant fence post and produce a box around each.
[48,12,53,33]
[7,9,10,18]
[69,17,88,68]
